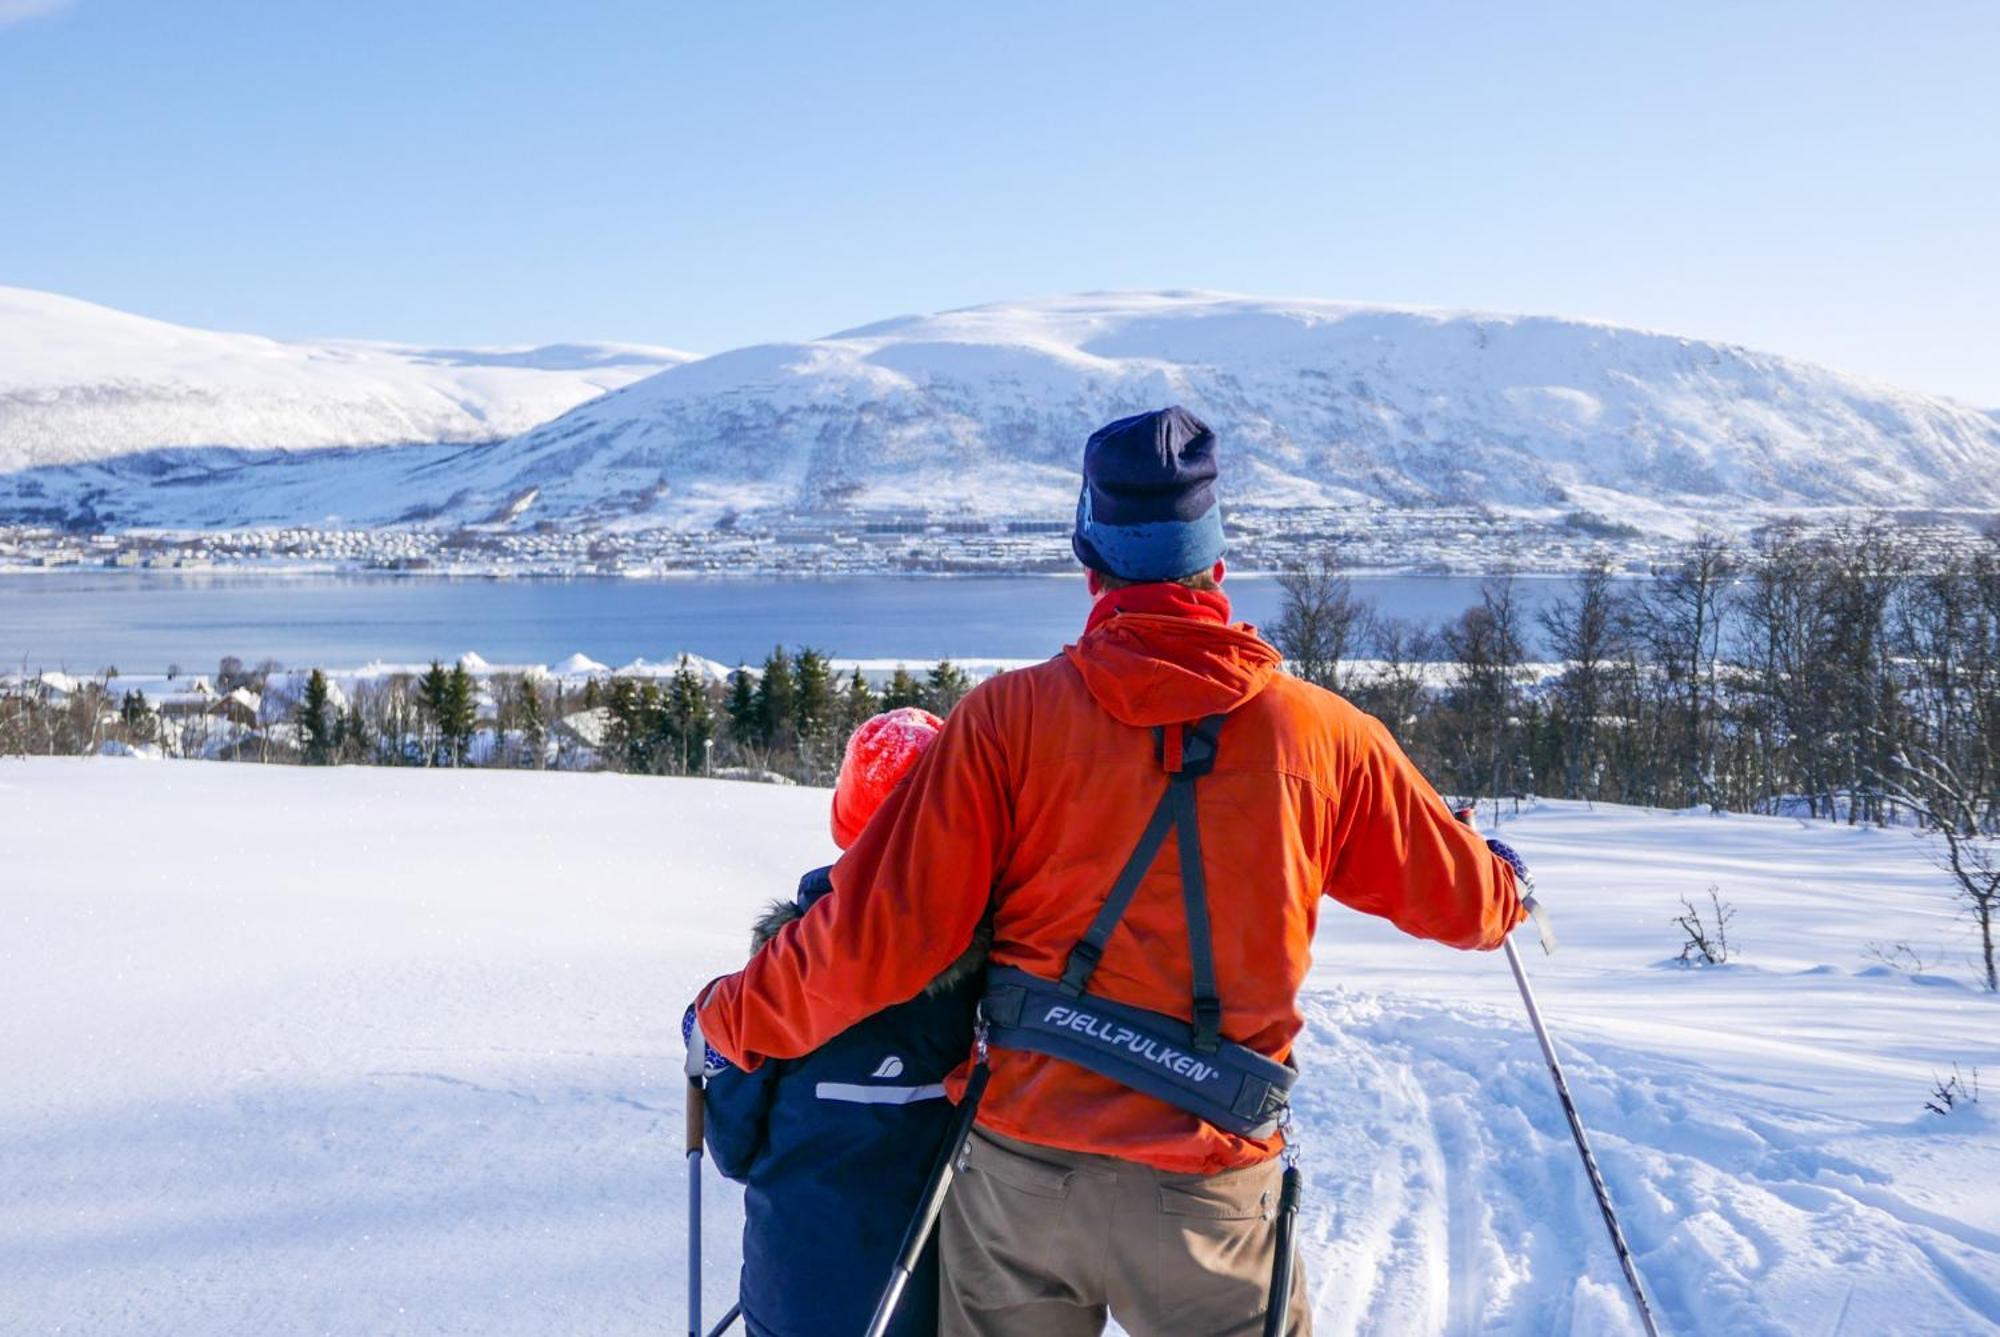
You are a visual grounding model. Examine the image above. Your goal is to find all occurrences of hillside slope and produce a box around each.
[0,286,696,472]
[3,761,1995,1334]
[450,290,2000,528]
[6,288,1998,535]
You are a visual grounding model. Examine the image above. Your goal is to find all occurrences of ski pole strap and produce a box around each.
[1521,893,1558,956]
[983,965,1295,1139]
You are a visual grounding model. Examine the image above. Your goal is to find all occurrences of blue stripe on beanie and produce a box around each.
[1071,406,1226,582]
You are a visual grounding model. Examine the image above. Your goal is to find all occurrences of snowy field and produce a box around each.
[3,759,1997,1335]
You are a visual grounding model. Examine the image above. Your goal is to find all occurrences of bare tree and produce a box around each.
[1273,549,1368,693]
[1354,613,1436,733]
[1882,745,2000,991]
[1541,555,1626,801]
[1439,572,1531,825]
[1640,532,1737,808]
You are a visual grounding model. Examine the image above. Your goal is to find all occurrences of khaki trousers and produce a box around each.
[938,1129,1311,1337]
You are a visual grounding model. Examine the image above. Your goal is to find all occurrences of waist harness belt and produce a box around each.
[981,713,1296,1139]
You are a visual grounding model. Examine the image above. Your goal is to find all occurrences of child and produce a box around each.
[690,707,986,1337]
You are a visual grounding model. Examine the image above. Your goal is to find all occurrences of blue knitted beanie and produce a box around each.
[1071,406,1225,582]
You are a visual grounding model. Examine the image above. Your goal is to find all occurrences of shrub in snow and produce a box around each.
[1673,887,1735,966]
[1863,941,1938,976]
[1924,1064,1980,1118]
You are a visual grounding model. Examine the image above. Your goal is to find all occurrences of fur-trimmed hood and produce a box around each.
[751,865,990,997]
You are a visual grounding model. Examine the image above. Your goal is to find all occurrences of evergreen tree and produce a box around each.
[880,666,924,711]
[417,661,451,765]
[605,678,645,773]
[442,660,478,766]
[298,668,334,765]
[668,657,714,774]
[518,678,546,769]
[581,677,602,710]
[840,667,878,733]
[754,645,796,752]
[340,700,371,764]
[923,659,973,716]
[119,689,153,743]
[724,666,758,751]
[793,648,835,735]
[638,681,671,773]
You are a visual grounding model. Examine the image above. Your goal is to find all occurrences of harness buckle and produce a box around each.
[1180,717,1223,778]
[1058,941,1103,996]
[1190,994,1223,1054]
[1277,1104,1301,1169]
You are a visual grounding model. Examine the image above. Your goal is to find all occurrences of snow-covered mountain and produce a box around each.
[392,290,2000,529]
[4,288,1998,532]
[0,286,695,473]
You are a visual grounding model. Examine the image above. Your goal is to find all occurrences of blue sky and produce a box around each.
[3,1,1996,403]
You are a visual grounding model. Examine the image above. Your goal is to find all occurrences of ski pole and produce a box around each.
[703,1302,741,1337]
[865,1053,992,1337]
[1501,935,1661,1337]
[1260,1149,1302,1337]
[687,1075,705,1337]
[1458,807,1661,1337]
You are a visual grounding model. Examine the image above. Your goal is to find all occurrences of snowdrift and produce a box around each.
[2,761,1996,1334]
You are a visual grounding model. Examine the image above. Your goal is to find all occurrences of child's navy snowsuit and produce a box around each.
[703,866,980,1337]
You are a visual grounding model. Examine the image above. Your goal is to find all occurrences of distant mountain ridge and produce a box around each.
[3,287,1997,533]
[0,286,695,473]
[415,290,2000,529]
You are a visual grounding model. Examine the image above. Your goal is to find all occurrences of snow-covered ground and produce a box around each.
[3,760,1996,1335]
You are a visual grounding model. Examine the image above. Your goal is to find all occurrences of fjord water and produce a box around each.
[0,572,1573,673]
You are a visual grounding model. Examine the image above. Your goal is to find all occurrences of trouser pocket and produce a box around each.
[944,1130,1083,1310]
[1144,1156,1295,1334]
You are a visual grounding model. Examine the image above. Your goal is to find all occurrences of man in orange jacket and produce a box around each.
[697,406,1524,1336]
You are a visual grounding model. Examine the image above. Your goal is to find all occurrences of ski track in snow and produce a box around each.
[3,762,1999,1335]
[1289,990,2000,1336]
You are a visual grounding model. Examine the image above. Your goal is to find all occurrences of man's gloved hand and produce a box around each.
[682,1000,729,1081]
[1486,836,1535,893]
[1485,836,1558,954]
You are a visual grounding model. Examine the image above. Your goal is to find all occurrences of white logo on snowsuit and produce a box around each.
[870,1055,905,1079]
[1041,1004,1220,1085]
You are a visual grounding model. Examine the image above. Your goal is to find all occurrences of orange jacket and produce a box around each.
[699,585,1522,1174]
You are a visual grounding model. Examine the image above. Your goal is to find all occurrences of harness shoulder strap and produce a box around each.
[1056,711,1232,1054]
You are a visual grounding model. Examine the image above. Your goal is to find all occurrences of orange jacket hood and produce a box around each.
[1063,585,1283,727]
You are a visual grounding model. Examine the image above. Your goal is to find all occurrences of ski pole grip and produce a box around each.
[686,1077,705,1154]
